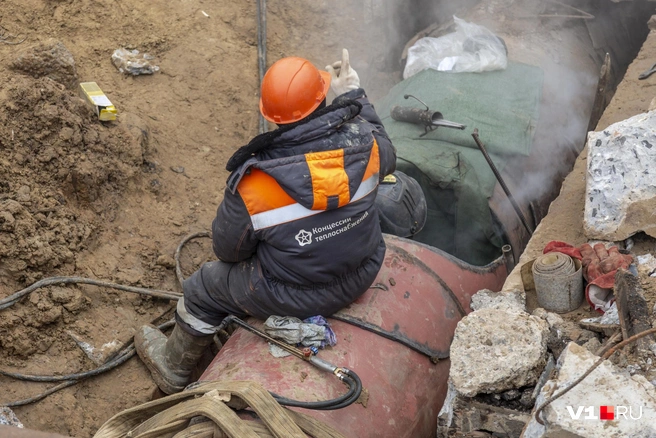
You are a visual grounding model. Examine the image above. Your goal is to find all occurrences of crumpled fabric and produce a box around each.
[303,315,337,348]
[542,241,634,313]
[580,242,633,313]
[543,240,582,260]
[264,315,333,349]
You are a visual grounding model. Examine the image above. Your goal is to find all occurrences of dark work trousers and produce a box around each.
[175,243,385,336]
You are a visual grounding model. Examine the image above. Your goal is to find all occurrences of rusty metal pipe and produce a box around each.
[502,244,515,273]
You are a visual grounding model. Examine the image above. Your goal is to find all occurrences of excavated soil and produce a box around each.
[0,0,655,436]
[0,1,409,436]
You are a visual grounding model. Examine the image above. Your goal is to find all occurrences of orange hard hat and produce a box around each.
[259,57,331,124]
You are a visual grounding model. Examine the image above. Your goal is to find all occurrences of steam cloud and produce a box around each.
[336,0,651,224]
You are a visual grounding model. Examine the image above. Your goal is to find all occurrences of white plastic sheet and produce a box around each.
[403,16,507,79]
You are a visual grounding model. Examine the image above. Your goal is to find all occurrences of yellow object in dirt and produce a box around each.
[79,82,117,121]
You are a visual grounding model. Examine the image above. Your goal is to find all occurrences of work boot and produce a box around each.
[135,324,214,394]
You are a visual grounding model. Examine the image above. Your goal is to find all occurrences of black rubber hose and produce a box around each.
[174,231,211,288]
[0,347,135,382]
[315,370,362,410]
[3,381,79,408]
[270,368,362,410]
[218,316,363,410]
[0,321,174,383]
[0,276,181,311]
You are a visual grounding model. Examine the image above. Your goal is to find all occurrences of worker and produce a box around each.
[134,49,398,394]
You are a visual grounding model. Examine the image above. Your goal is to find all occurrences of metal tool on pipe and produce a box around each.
[390,94,466,137]
[221,315,348,379]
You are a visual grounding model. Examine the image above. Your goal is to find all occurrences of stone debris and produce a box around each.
[0,407,23,427]
[470,288,526,313]
[437,382,531,437]
[533,308,599,359]
[523,342,656,437]
[584,110,656,241]
[636,253,656,277]
[449,308,549,396]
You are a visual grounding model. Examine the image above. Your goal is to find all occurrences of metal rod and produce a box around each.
[431,120,466,130]
[225,316,308,360]
[404,94,430,110]
[256,0,267,134]
[471,129,534,235]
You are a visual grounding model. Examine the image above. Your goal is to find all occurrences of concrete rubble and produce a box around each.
[0,407,23,428]
[584,110,656,241]
[449,307,549,397]
[523,342,656,437]
[437,382,532,437]
[438,291,551,437]
[470,288,526,313]
[533,309,599,359]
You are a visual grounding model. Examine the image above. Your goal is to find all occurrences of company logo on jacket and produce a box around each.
[295,229,313,246]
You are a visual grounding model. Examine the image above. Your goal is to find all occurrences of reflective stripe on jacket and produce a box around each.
[212,90,396,287]
[239,140,380,231]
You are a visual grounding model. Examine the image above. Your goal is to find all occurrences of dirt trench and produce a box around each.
[0,1,411,436]
[0,0,654,436]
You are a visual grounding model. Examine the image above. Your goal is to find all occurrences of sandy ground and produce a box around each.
[0,1,420,436]
[0,0,655,436]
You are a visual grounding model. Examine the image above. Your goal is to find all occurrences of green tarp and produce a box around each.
[376,62,544,265]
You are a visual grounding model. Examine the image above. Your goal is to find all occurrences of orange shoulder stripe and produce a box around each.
[305,149,350,210]
[363,139,380,181]
[237,169,296,216]
[238,139,379,216]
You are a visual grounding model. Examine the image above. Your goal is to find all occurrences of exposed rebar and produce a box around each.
[534,327,656,425]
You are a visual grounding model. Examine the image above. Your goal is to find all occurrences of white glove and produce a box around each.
[325,48,360,96]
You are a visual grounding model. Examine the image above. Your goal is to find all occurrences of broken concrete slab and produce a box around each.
[470,288,526,313]
[523,342,656,437]
[584,110,656,241]
[449,308,549,396]
[437,382,531,437]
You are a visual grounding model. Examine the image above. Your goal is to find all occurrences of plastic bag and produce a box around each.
[111,48,160,76]
[403,16,507,79]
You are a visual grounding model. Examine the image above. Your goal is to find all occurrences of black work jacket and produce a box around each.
[213,89,396,286]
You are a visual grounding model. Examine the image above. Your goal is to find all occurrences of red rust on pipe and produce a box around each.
[200,234,507,437]
[0,426,72,438]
